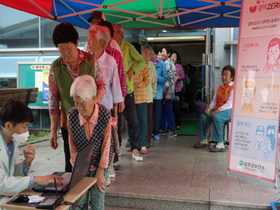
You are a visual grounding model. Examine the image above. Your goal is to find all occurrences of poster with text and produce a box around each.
[42,69,49,104]
[228,0,280,182]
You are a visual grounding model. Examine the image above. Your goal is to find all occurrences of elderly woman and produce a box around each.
[49,22,105,173]
[158,45,177,138]
[141,45,156,150]
[194,65,235,152]
[67,75,113,209]
[170,51,185,130]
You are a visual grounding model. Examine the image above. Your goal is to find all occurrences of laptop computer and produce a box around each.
[33,141,94,193]
[36,178,64,209]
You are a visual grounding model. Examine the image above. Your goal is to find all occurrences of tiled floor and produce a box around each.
[105,131,280,209]
[19,120,280,209]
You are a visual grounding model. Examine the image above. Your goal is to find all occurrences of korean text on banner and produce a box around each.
[228,0,280,182]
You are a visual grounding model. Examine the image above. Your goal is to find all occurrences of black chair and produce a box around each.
[223,119,231,145]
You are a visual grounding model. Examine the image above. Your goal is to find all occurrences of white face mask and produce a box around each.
[12,131,30,145]
[1,126,29,145]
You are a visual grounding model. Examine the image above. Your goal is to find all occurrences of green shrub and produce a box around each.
[27,131,50,142]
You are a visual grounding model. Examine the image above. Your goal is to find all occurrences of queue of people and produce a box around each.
[0,10,235,210]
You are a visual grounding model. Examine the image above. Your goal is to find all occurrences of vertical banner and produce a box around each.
[42,69,49,104]
[228,0,280,182]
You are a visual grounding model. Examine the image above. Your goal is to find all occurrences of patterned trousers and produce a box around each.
[69,169,109,210]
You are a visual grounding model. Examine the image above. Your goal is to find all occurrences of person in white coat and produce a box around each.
[0,98,63,205]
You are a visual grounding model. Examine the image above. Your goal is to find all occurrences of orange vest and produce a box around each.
[213,84,234,110]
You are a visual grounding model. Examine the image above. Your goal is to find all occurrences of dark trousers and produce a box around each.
[153,99,163,135]
[147,102,153,143]
[135,103,148,147]
[117,112,123,146]
[160,100,176,132]
[121,93,140,150]
[173,92,182,126]
[61,127,72,172]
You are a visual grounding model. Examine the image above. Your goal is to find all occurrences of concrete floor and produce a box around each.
[18,127,280,209]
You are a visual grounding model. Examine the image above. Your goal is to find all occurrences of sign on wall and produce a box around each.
[17,62,51,108]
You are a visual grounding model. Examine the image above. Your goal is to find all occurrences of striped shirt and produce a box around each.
[133,64,150,104]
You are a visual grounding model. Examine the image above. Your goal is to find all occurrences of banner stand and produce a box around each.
[228,0,280,186]
[275,150,279,189]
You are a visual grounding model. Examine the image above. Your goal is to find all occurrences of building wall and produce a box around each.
[212,28,232,92]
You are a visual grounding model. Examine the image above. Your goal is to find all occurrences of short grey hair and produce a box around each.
[112,23,124,33]
[141,44,153,53]
[70,75,97,101]
[88,25,109,48]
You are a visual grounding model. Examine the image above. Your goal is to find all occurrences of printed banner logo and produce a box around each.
[250,1,280,13]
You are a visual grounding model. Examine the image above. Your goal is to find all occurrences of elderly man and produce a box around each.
[97,20,126,171]
[85,19,125,113]
[98,22,126,164]
[88,25,123,179]
[84,11,122,54]
[87,25,123,118]
[98,20,126,101]
[112,23,145,161]
[49,22,105,172]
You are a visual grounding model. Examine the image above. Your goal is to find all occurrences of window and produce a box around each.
[0,5,39,48]
[0,78,16,89]
[0,56,38,77]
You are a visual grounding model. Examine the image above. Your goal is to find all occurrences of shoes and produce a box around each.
[140,149,148,154]
[118,151,122,156]
[109,170,116,178]
[125,140,131,147]
[166,132,177,138]
[132,153,143,162]
[147,142,151,148]
[210,143,225,152]
[176,126,181,130]
[153,135,160,140]
[127,148,132,152]
[107,177,111,187]
[194,142,208,148]
[159,130,167,135]
[113,164,120,171]
[210,147,225,152]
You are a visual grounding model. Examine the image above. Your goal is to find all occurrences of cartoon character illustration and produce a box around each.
[242,81,256,113]
[263,38,280,73]
[263,125,275,159]
[254,125,265,151]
